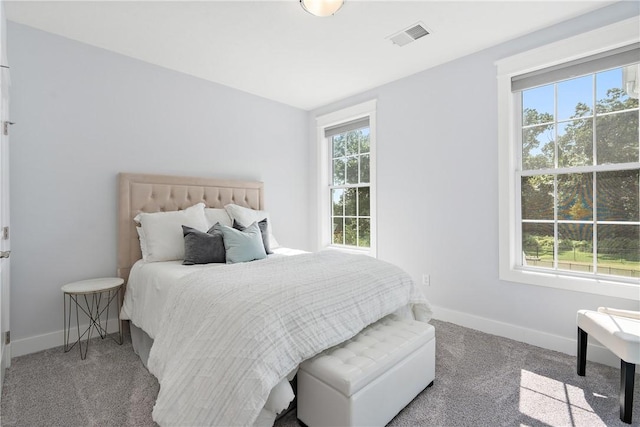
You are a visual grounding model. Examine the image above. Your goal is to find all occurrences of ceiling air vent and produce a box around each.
[387,22,430,47]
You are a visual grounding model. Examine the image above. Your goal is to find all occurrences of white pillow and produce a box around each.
[134,203,208,262]
[136,226,149,261]
[224,204,280,249]
[204,208,232,228]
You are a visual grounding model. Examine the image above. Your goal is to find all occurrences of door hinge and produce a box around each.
[3,121,14,136]
[2,226,8,240]
[4,331,9,345]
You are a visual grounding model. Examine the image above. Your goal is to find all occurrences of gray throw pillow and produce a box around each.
[233,218,272,254]
[182,224,226,265]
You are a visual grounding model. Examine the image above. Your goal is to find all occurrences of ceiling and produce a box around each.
[5,1,615,110]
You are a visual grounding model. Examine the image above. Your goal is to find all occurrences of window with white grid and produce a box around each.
[316,100,376,256]
[517,59,639,280]
[497,18,639,299]
[328,120,371,248]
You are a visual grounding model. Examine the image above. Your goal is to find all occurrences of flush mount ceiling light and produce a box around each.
[300,0,344,17]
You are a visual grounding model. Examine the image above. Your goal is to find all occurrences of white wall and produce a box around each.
[310,2,640,365]
[7,22,310,355]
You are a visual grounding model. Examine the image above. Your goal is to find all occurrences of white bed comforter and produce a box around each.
[120,248,308,340]
[147,251,432,427]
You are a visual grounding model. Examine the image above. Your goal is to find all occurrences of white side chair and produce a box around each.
[576,307,640,424]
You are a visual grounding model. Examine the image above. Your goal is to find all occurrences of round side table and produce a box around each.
[62,277,124,359]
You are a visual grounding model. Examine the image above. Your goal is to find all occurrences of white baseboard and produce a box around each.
[9,308,630,371]
[431,305,623,369]
[4,343,10,369]
[11,318,121,358]
[12,329,66,358]
[0,343,6,397]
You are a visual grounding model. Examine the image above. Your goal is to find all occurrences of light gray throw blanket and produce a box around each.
[148,251,431,426]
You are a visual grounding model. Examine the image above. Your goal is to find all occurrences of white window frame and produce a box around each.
[496,17,640,300]
[316,100,377,257]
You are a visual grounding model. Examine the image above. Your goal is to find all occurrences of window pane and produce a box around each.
[516,59,640,282]
[344,218,357,246]
[325,107,374,252]
[359,130,370,153]
[346,131,359,156]
[360,154,370,183]
[522,223,554,268]
[332,217,344,245]
[358,187,370,216]
[358,218,370,248]
[346,157,359,184]
[332,135,345,158]
[557,75,593,121]
[596,110,639,165]
[596,67,639,114]
[332,159,345,185]
[597,170,639,222]
[558,223,593,274]
[521,175,554,220]
[557,173,593,221]
[522,124,554,170]
[344,188,356,216]
[523,84,554,126]
[332,189,344,216]
[557,119,592,168]
[598,224,639,278]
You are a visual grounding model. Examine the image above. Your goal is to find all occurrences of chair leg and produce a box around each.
[620,360,635,424]
[577,327,587,376]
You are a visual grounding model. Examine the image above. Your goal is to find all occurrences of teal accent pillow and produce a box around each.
[219,222,267,264]
[233,218,272,254]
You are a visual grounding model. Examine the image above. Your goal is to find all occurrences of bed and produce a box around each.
[117,172,432,426]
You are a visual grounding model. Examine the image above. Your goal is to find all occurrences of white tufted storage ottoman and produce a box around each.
[297,316,435,427]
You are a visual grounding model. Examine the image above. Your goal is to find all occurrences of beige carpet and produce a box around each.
[1,319,638,426]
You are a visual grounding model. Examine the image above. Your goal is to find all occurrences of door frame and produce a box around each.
[0,0,11,392]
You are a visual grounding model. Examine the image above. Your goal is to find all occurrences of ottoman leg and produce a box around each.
[577,327,587,376]
[620,360,635,424]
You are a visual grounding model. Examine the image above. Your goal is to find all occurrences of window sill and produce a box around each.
[323,245,375,257]
[500,265,639,300]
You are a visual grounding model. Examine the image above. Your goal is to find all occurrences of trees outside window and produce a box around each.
[316,100,376,256]
[330,127,371,248]
[519,65,639,279]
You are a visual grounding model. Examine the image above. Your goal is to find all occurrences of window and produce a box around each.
[497,18,639,299]
[328,119,371,248]
[316,101,376,256]
[518,61,639,280]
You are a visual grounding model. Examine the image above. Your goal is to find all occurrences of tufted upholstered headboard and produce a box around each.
[118,173,264,281]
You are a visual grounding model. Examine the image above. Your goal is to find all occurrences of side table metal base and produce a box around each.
[63,282,123,360]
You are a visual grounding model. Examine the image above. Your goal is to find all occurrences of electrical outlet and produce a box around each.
[422,274,430,286]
